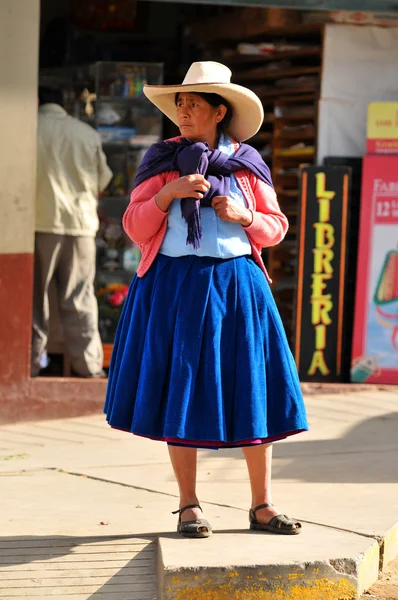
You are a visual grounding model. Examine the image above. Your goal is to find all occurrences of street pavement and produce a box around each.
[0,389,397,599]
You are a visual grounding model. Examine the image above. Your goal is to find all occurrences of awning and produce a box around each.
[153,0,398,10]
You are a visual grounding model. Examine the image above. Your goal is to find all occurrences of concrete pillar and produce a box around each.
[0,0,40,391]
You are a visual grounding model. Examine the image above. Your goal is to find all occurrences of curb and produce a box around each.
[300,383,397,395]
[157,526,379,600]
[0,378,107,424]
[380,522,398,571]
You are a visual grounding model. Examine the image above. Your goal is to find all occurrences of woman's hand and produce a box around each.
[211,196,253,227]
[155,175,210,212]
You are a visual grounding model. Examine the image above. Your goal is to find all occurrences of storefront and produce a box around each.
[1,0,397,422]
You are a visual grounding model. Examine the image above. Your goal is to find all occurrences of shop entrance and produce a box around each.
[36,0,398,380]
[38,0,324,376]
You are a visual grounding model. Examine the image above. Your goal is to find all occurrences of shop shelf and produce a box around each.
[276,148,315,159]
[235,66,320,82]
[208,16,322,346]
[225,46,322,65]
[96,95,153,103]
[258,87,319,101]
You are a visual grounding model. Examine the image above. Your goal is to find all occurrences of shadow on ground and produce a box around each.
[0,534,164,567]
[204,413,398,484]
[0,534,162,600]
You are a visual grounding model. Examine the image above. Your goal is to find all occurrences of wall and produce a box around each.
[0,0,40,393]
[318,24,398,163]
[0,0,183,420]
[0,0,118,423]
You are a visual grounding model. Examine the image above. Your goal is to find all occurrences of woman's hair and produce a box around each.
[175,92,233,133]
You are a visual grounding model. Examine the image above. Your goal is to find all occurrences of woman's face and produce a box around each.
[176,93,227,144]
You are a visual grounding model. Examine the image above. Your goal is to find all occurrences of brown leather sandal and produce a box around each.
[172,504,212,538]
[249,503,302,535]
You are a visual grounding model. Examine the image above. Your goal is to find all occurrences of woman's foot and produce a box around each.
[173,504,212,538]
[250,503,302,535]
[251,503,280,523]
[180,505,204,523]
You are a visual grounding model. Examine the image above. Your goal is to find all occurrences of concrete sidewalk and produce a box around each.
[0,389,397,599]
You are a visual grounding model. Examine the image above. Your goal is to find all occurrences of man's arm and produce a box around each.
[96,134,113,192]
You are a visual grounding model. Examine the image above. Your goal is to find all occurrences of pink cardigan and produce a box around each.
[123,143,288,282]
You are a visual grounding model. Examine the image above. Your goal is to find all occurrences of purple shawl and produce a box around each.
[135,138,273,249]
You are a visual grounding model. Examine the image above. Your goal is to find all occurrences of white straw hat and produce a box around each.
[143,61,264,142]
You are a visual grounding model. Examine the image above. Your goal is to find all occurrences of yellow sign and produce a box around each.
[307,173,336,377]
[295,166,350,382]
[367,103,398,140]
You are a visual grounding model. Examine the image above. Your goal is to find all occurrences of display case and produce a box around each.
[40,62,164,369]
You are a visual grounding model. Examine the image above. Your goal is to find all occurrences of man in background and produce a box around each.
[32,86,112,377]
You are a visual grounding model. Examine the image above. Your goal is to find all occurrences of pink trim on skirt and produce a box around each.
[111,427,306,448]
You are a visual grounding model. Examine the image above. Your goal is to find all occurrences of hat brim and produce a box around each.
[143,82,264,142]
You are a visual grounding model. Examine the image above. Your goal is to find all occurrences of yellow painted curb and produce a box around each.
[165,576,356,600]
[357,540,380,595]
[159,541,380,600]
[381,522,398,571]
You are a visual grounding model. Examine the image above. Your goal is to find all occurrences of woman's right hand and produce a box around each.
[155,175,210,212]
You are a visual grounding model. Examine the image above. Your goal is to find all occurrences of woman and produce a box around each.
[104,61,308,538]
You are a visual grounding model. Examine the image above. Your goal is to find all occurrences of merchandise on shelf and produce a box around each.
[236,43,303,55]
[99,64,148,98]
[72,0,137,31]
[97,126,137,144]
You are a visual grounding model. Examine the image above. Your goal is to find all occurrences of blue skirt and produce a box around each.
[104,254,308,448]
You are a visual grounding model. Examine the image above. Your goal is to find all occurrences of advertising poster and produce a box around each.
[295,166,351,382]
[351,155,398,384]
[367,102,398,154]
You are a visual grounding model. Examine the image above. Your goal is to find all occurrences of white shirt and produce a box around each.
[35,104,112,237]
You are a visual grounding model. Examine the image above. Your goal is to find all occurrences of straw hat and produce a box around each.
[143,61,264,142]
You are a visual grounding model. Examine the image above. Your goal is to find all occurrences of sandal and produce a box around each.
[172,504,212,538]
[249,503,302,535]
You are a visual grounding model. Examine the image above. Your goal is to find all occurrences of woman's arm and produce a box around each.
[123,172,211,244]
[122,174,169,244]
[243,175,289,247]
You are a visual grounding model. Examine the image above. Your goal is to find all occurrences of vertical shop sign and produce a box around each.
[295,166,351,382]
[351,155,398,385]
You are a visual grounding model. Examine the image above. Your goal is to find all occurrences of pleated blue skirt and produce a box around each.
[104,254,308,447]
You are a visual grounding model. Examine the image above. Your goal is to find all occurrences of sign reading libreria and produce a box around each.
[295,166,351,382]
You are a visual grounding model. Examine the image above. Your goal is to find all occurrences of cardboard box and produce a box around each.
[304,11,398,27]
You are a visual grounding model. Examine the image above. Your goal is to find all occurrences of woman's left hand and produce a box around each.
[211,196,253,227]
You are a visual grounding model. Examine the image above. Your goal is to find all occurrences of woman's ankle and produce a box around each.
[179,497,200,509]
[251,497,273,509]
